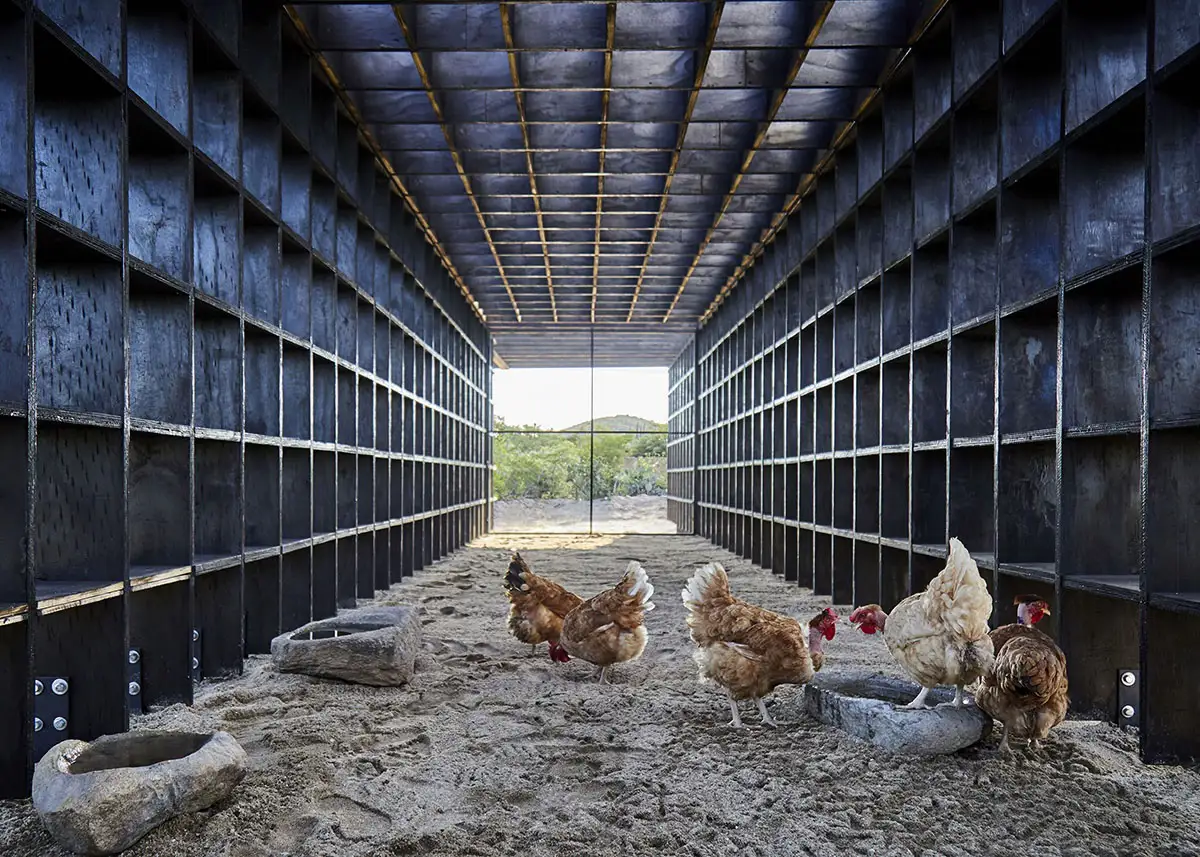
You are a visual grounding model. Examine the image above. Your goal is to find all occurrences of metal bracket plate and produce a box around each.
[128,648,143,716]
[191,628,202,683]
[1117,668,1139,728]
[33,676,70,761]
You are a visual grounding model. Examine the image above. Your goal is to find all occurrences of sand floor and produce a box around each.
[3,533,1199,857]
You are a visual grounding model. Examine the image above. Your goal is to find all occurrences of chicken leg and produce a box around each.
[937,685,966,709]
[897,686,934,710]
[998,722,1013,754]
[727,693,744,729]
[531,643,538,656]
[597,665,610,684]
[755,697,778,729]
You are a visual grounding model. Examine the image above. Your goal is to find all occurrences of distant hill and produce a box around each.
[563,414,666,433]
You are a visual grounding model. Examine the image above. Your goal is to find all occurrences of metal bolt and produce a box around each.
[51,679,68,696]
[52,717,67,731]
[192,629,199,642]
[192,657,200,670]
[1121,704,1136,719]
[128,650,140,665]
[128,681,141,696]
[1120,671,1136,687]
[33,717,42,732]
[33,680,43,696]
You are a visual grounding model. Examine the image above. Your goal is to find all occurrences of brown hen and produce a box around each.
[502,551,582,660]
[558,560,655,683]
[682,561,837,728]
[975,595,1069,752]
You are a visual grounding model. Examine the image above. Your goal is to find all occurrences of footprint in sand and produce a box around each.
[430,639,469,655]
[439,605,464,615]
[267,815,319,852]
[318,796,393,841]
[420,594,451,603]
[473,642,504,655]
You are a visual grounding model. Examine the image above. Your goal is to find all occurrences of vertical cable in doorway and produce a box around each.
[589,326,595,535]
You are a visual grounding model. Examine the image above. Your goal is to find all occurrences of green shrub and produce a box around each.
[493,423,669,500]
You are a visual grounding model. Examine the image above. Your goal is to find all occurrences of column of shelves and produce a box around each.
[0,0,493,796]
[690,0,1200,763]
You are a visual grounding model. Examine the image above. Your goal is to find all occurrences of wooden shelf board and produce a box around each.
[35,580,124,615]
[130,565,192,592]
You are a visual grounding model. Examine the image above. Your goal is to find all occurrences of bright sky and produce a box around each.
[492,367,668,429]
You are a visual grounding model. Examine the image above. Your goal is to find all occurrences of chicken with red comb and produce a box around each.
[849,538,994,710]
[682,562,837,729]
[976,595,1068,752]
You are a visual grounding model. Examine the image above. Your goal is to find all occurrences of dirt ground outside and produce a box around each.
[2,533,1198,857]
[492,495,679,534]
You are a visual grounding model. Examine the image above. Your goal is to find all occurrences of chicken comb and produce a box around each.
[808,606,837,625]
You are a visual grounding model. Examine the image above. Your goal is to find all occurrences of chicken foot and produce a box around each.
[997,723,1048,754]
[896,685,934,710]
[755,697,778,729]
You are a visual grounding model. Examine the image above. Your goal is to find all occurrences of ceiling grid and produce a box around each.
[290,0,929,365]
[591,2,617,324]
[500,3,559,321]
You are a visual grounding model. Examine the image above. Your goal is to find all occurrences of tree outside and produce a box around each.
[493,417,668,501]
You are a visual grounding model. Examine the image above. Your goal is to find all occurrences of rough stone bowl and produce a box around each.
[33,731,247,855]
[804,670,993,755]
[270,605,420,686]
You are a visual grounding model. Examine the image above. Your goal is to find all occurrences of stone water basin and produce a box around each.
[803,670,993,755]
[33,731,246,855]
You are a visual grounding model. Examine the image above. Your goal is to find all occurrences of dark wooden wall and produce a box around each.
[0,0,492,797]
[687,0,1200,764]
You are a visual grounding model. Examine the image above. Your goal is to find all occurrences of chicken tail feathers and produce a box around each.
[924,537,993,642]
[680,562,730,612]
[619,560,656,612]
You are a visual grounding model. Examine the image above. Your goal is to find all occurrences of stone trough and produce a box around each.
[33,731,247,855]
[270,605,420,686]
[804,670,993,755]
